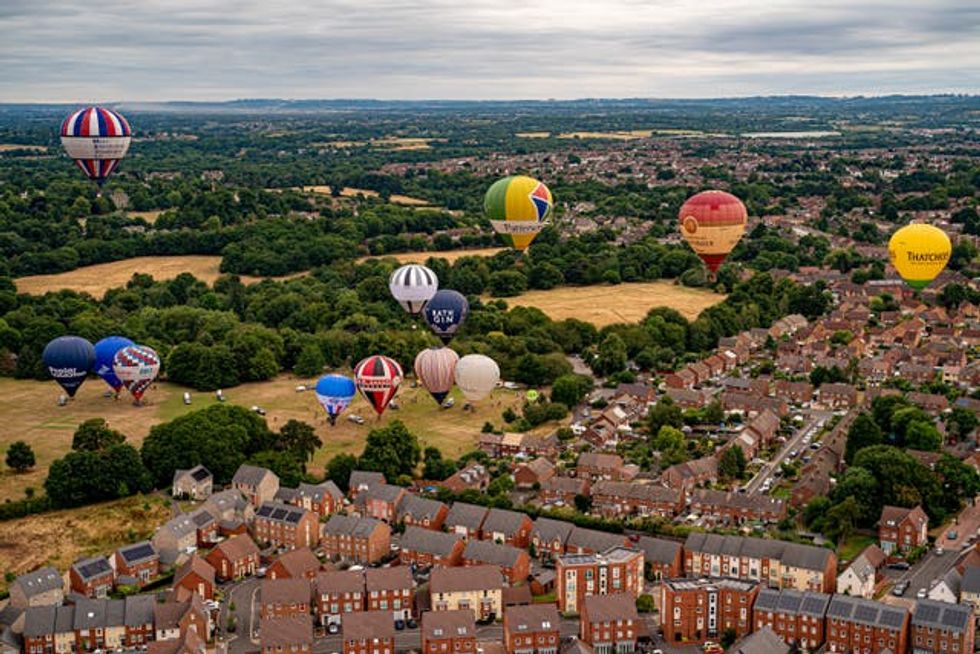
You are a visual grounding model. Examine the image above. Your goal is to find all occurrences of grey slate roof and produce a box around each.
[365,483,406,504]
[636,536,680,565]
[401,526,462,556]
[754,588,830,618]
[72,598,106,630]
[961,566,980,594]
[566,526,627,553]
[232,464,276,487]
[481,508,528,536]
[54,607,73,634]
[683,532,832,572]
[322,514,384,538]
[118,541,158,566]
[297,480,343,503]
[105,600,125,627]
[444,502,489,531]
[274,487,299,503]
[912,598,972,634]
[255,501,307,525]
[72,556,112,581]
[349,470,385,492]
[13,567,62,598]
[826,595,907,630]
[730,626,790,654]
[124,594,156,626]
[532,518,574,546]
[397,494,446,522]
[22,606,55,637]
[463,540,525,568]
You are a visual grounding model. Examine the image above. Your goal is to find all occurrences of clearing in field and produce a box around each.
[502,281,724,326]
[358,247,504,265]
[0,144,48,152]
[298,185,431,206]
[515,132,551,139]
[126,210,164,224]
[557,130,653,140]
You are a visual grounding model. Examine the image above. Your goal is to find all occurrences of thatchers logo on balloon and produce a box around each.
[906,251,949,264]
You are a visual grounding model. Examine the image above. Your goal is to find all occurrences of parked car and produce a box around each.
[916,588,927,599]
[394,619,405,631]
[948,530,958,541]
[406,618,417,629]
[892,581,909,596]
[327,623,339,635]
[887,561,910,570]
[347,414,365,425]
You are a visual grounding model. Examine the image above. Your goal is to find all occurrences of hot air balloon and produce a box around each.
[42,336,95,398]
[678,190,748,274]
[414,347,459,404]
[315,374,357,425]
[484,175,553,252]
[112,345,160,403]
[60,107,132,187]
[888,223,952,291]
[354,355,404,416]
[454,354,500,402]
[390,264,439,316]
[424,290,469,344]
[93,336,134,394]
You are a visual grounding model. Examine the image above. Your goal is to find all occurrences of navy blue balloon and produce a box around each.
[42,336,95,397]
[94,336,134,392]
[424,290,469,345]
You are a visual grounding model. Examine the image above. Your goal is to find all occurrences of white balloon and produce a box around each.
[389,264,439,315]
[454,354,500,402]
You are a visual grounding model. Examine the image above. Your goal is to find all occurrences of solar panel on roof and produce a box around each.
[257,505,273,517]
[191,467,210,481]
[916,604,941,624]
[286,511,303,523]
[827,601,852,619]
[79,560,110,578]
[271,508,288,520]
[854,605,878,624]
[801,596,827,615]
[123,543,155,562]
[941,609,967,629]
[880,609,906,629]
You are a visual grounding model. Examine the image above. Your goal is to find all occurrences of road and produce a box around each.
[223,577,261,654]
[745,412,829,495]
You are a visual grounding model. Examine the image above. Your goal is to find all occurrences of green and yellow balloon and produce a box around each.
[888,223,951,290]
[484,175,553,252]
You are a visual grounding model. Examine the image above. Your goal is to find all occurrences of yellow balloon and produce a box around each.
[888,223,951,290]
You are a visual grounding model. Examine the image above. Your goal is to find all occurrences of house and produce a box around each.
[514,458,556,488]
[22,606,64,654]
[267,548,321,581]
[429,566,505,621]
[773,380,813,405]
[823,595,908,654]
[479,508,534,548]
[660,577,759,645]
[503,604,560,654]
[590,480,684,518]
[960,566,980,614]
[154,593,208,641]
[751,587,830,651]
[9,567,64,609]
[204,534,260,581]
[564,526,630,555]
[664,387,709,409]
[636,536,682,581]
[531,518,574,560]
[910,599,974,654]
[539,477,589,507]
[661,456,718,492]
[928,567,962,604]
[836,551,879,599]
[348,471,385,499]
[665,367,697,389]
[908,391,950,414]
[320,515,391,565]
[314,570,365,627]
[444,503,489,540]
[576,453,634,481]
[818,383,859,409]
[152,514,198,566]
[187,508,218,547]
[69,556,114,599]
[171,465,212,500]
[729,626,790,654]
[260,578,311,619]
[364,567,414,622]
[361,483,407,523]
[231,464,280,507]
[114,542,159,587]
[556,547,644,614]
[341,611,394,654]
[172,555,215,601]
[745,410,780,448]
[288,480,345,517]
[123,594,157,647]
[580,593,640,652]
[147,629,205,654]
[439,461,490,494]
[689,489,787,524]
[201,488,254,529]
[259,615,312,654]
[396,495,449,530]
[399,526,466,568]
[253,501,318,550]
[423,610,476,654]
[878,504,929,554]
[462,541,531,584]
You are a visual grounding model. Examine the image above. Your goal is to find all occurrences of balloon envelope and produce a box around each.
[454,354,500,402]
[354,355,404,416]
[484,175,553,251]
[389,264,439,315]
[60,107,132,185]
[315,374,357,425]
[112,345,160,401]
[42,336,95,397]
[678,190,747,273]
[414,347,459,404]
[888,223,951,290]
[424,290,469,344]
[94,336,134,392]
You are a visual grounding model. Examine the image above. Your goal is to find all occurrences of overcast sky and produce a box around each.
[1,0,978,102]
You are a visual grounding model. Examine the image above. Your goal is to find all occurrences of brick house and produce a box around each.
[188,508,219,548]
[348,471,385,499]
[531,518,574,559]
[745,410,780,448]
[69,556,114,599]
[539,477,589,507]
[123,594,156,647]
[253,501,318,550]
[267,547,321,581]
[503,604,560,654]
[576,453,631,481]
[320,515,391,565]
[172,555,215,601]
[288,480,345,518]
[171,465,212,501]
[910,599,974,654]
[665,367,697,389]
[823,595,908,654]
[439,461,490,494]
[114,542,159,588]
[564,526,631,555]
[260,578,311,619]
[361,483,407,523]
[556,547,644,614]
[429,566,505,622]
[315,570,364,627]
[341,611,394,654]
[204,533,260,581]
[660,577,759,645]
[752,587,830,651]
[580,593,640,652]
[154,593,208,641]
[479,508,534,548]
[773,380,813,405]
[689,489,787,525]
[462,540,531,584]
[9,567,64,609]
[400,526,466,568]
[232,464,280,507]
[396,495,449,531]
[513,458,556,488]
[878,504,929,554]
[590,480,684,518]
[443,503,489,540]
[364,567,414,622]
[151,514,201,565]
[661,456,718,492]
[259,615,312,654]
[422,610,476,654]
[817,383,859,409]
[636,536,682,581]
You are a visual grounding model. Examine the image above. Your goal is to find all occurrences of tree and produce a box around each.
[5,440,35,472]
[703,400,724,425]
[803,496,832,529]
[650,425,688,466]
[936,454,980,514]
[488,270,527,297]
[721,627,738,649]
[276,420,322,462]
[891,407,933,445]
[831,466,880,527]
[871,395,910,436]
[248,450,303,487]
[844,412,883,465]
[45,444,152,508]
[550,374,593,407]
[573,493,592,513]
[325,453,358,493]
[823,496,860,545]
[905,420,942,452]
[488,475,514,496]
[293,344,325,378]
[636,594,655,614]
[359,421,421,481]
[72,418,126,452]
[718,447,746,481]
[852,445,944,523]
[646,397,683,436]
[423,447,457,481]
[592,334,628,377]
[947,407,979,441]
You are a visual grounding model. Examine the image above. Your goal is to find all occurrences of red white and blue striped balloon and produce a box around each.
[354,355,403,416]
[60,107,132,185]
[112,344,160,402]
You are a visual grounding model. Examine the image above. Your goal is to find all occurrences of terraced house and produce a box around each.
[422,610,476,654]
[397,495,449,530]
[320,515,391,564]
[479,508,534,548]
[253,501,317,549]
[315,570,365,627]
[400,526,465,568]
[590,480,684,518]
[364,567,414,623]
[660,577,759,645]
[580,593,640,653]
[824,595,908,654]
[910,599,975,654]
[444,502,489,540]
[502,603,560,654]
[430,566,504,622]
[751,587,830,651]
[462,540,531,584]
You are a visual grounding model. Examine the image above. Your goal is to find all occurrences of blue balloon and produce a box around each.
[42,336,95,397]
[424,290,469,344]
[315,374,357,425]
[94,336,134,392]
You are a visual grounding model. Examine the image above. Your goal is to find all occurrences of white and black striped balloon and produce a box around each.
[389,264,439,315]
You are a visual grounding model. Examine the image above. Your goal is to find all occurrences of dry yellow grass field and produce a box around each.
[503,281,724,326]
[298,185,431,206]
[0,144,48,152]
[557,130,654,140]
[358,247,504,264]
[126,210,164,224]
[515,132,551,138]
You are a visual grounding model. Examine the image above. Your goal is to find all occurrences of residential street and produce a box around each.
[745,412,830,495]
[222,577,261,654]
